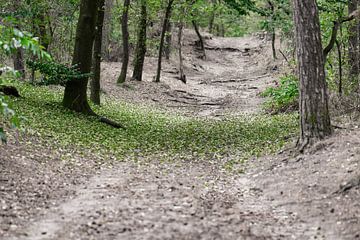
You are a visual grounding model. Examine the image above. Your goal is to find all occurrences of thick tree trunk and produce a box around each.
[293,0,332,148]
[164,20,172,60]
[63,0,98,113]
[117,0,130,83]
[102,0,114,61]
[91,0,105,105]
[132,0,147,81]
[178,22,186,83]
[155,0,174,83]
[192,20,206,59]
[348,0,359,85]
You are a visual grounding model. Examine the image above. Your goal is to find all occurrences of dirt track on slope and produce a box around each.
[1,31,359,240]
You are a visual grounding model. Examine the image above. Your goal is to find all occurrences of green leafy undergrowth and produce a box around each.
[261,74,299,114]
[8,82,298,163]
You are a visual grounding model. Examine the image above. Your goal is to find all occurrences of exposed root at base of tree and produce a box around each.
[99,116,124,129]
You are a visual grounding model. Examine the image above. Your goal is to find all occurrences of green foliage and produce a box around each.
[262,74,299,113]
[26,60,92,86]
[0,24,50,143]
[8,82,297,165]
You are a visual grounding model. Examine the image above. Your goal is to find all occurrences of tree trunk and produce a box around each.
[102,0,114,61]
[348,0,359,86]
[208,0,216,34]
[155,0,174,83]
[178,22,186,83]
[63,0,98,114]
[268,1,277,59]
[12,0,25,80]
[132,0,147,81]
[117,0,130,83]
[91,0,105,105]
[336,40,343,96]
[293,0,332,149]
[192,20,206,59]
[164,20,172,60]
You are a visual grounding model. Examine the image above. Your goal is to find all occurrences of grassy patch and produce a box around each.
[7,82,298,164]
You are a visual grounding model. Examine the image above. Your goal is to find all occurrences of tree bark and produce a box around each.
[178,22,186,83]
[208,0,217,34]
[91,0,105,105]
[192,20,206,59]
[155,0,174,83]
[293,0,332,149]
[63,0,98,113]
[102,0,114,61]
[268,1,277,59]
[12,0,25,80]
[117,0,131,83]
[164,20,172,60]
[132,0,147,81]
[348,0,359,84]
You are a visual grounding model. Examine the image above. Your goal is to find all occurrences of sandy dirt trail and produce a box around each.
[1,32,359,240]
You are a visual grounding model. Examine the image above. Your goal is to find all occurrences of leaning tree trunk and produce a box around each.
[91,0,106,105]
[132,0,147,81]
[348,0,359,86]
[293,0,332,149]
[178,22,186,83]
[164,20,172,60]
[117,0,131,83]
[155,0,174,83]
[208,0,217,34]
[63,0,98,113]
[192,20,206,59]
[268,1,277,59]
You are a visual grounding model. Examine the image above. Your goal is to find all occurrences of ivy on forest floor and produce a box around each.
[6,82,298,166]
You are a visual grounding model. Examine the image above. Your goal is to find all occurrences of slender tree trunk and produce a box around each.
[336,39,343,96]
[164,20,172,60]
[192,20,206,59]
[268,1,277,59]
[12,0,25,80]
[117,0,130,83]
[132,0,147,81]
[293,0,332,149]
[208,0,216,34]
[63,0,98,113]
[155,0,174,83]
[348,0,359,86]
[102,0,114,61]
[91,0,105,105]
[178,22,186,83]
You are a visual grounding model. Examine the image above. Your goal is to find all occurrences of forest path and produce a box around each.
[8,132,360,240]
[2,31,359,240]
[101,30,277,117]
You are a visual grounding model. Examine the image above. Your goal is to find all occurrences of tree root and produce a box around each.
[99,117,125,129]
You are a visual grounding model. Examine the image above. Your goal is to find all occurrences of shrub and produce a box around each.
[261,74,299,114]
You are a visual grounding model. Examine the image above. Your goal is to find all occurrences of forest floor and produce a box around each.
[1,30,359,240]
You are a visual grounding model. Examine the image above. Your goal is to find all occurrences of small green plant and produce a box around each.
[26,60,92,86]
[262,74,299,113]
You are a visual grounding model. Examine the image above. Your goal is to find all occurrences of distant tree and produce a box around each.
[132,0,147,81]
[348,0,359,86]
[155,0,174,82]
[293,0,332,149]
[91,0,106,105]
[117,0,131,84]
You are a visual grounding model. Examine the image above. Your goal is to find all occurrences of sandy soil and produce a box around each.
[100,29,279,118]
[1,31,359,240]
